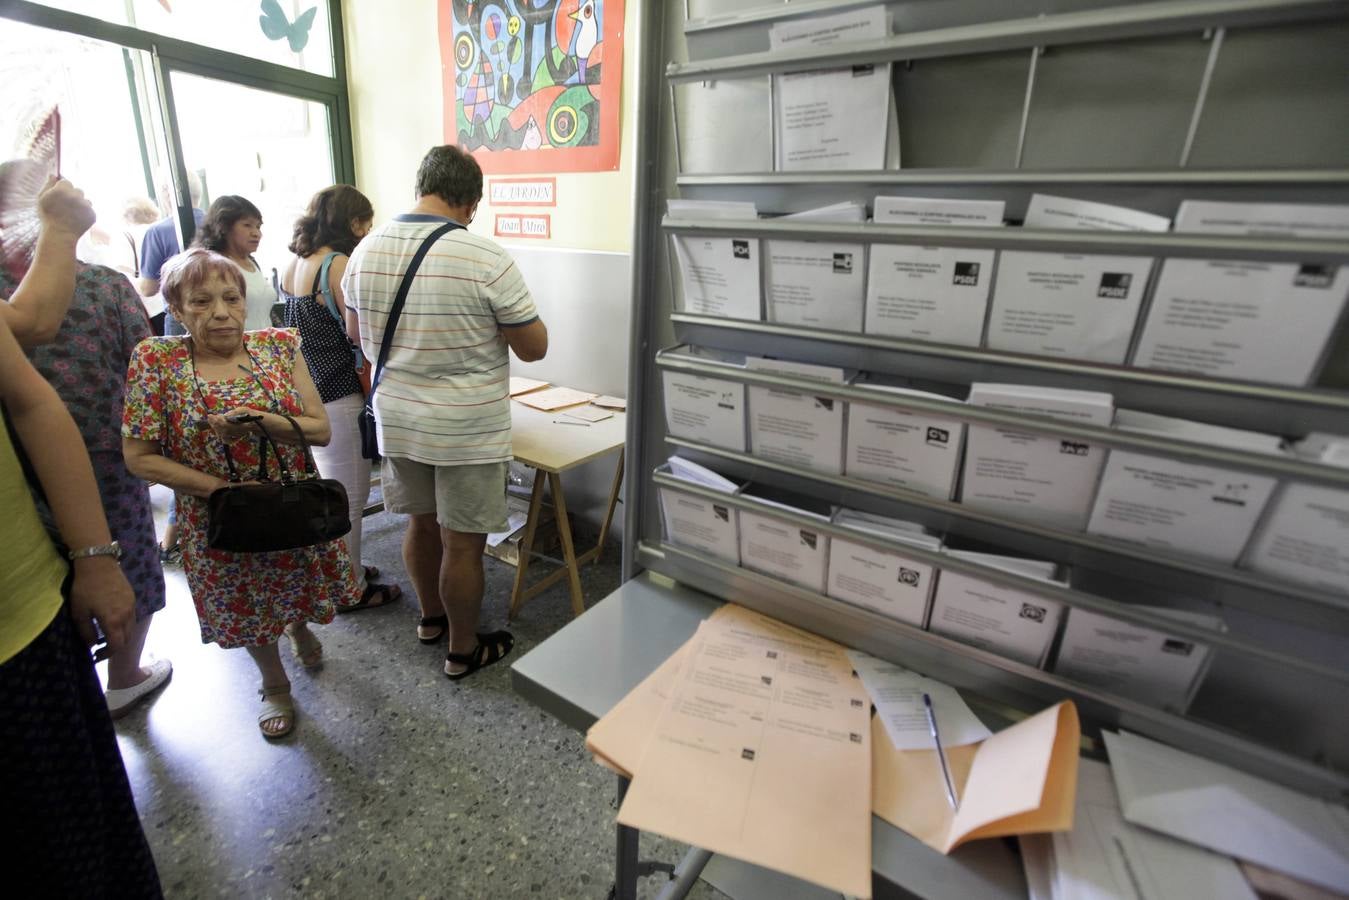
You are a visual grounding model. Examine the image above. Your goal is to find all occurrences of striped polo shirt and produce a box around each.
[342,214,538,466]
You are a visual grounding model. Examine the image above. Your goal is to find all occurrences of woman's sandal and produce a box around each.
[443,630,515,681]
[284,626,324,670]
[336,581,403,614]
[258,686,295,740]
[417,614,448,645]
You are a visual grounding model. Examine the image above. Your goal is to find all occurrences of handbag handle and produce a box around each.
[249,413,319,484]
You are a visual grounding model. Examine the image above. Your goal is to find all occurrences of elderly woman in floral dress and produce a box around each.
[122,248,358,739]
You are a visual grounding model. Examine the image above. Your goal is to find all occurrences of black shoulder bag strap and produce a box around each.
[368,221,462,404]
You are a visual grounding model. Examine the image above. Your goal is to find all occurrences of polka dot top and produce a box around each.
[281,258,363,405]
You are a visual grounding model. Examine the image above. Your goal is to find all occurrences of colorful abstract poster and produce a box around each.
[440,0,624,174]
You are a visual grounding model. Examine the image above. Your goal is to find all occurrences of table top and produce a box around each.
[510,400,627,473]
[510,572,1029,900]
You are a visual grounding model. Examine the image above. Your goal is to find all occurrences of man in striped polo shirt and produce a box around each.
[343,145,548,680]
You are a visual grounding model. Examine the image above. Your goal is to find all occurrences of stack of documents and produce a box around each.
[1021,758,1257,900]
[929,550,1067,668]
[1051,605,1222,712]
[1132,201,1349,386]
[737,483,833,594]
[828,510,943,627]
[661,345,749,451]
[515,385,596,411]
[1103,730,1349,894]
[589,605,874,898]
[1243,436,1349,593]
[657,456,743,565]
[770,6,892,172]
[960,384,1115,532]
[987,195,1163,364]
[667,199,761,320]
[844,377,966,499]
[765,202,867,332]
[746,356,848,474]
[508,376,549,396]
[1085,410,1284,564]
[865,196,1001,347]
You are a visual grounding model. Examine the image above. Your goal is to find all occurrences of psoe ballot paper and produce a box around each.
[844,380,966,500]
[928,555,1067,668]
[667,199,761,321]
[765,202,867,332]
[1244,440,1349,593]
[987,251,1154,364]
[770,7,891,172]
[746,357,847,474]
[865,244,997,347]
[660,346,748,451]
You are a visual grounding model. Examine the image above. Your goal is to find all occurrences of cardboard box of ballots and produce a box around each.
[737,484,833,595]
[660,345,749,452]
[746,356,850,475]
[827,510,942,628]
[844,375,966,500]
[656,457,744,566]
[928,551,1067,669]
[1243,437,1349,594]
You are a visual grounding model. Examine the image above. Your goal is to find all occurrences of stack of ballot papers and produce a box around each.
[844,377,967,499]
[1243,436,1349,593]
[514,385,596,411]
[667,199,761,320]
[746,356,848,474]
[737,483,832,594]
[1132,201,1349,386]
[960,384,1115,532]
[657,457,743,565]
[1051,605,1223,712]
[770,6,892,172]
[588,605,874,898]
[1021,758,1257,900]
[1085,410,1284,564]
[987,195,1164,364]
[507,376,549,396]
[1103,730,1349,894]
[828,510,943,627]
[765,202,867,332]
[661,345,749,451]
[929,550,1067,668]
[865,196,1002,347]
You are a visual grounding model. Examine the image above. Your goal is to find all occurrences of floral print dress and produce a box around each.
[122,328,357,648]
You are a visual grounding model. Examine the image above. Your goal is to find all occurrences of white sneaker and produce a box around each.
[105,658,173,719]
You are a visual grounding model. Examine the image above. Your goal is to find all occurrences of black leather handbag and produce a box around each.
[206,414,351,553]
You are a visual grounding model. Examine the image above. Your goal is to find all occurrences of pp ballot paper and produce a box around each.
[865,245,997,347]
[746,357,847,475]
[827,530,941,627]
[960,384,1114,532]
[929,567,1066,668]
[1052,606,1219,712]
[987,251,1154,364]
[736,486,833,594]
[657,463,742,565]
[660,347,748,452]
[667,200,761,321]
[843,383,965,499]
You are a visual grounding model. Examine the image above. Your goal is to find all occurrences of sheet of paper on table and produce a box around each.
[558,406,613,423]
[515,386,598,411]
[485,511,528,548]
[847,650,991,751]
[591,395,627,410]
[508,376,549,397]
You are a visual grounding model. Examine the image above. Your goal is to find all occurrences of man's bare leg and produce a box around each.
[405,513,445,630]
[442,528,488,675]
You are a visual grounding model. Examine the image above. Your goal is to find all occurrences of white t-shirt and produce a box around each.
[236,258,278,332]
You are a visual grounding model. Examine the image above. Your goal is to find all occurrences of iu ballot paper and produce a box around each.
[616,611,873,898]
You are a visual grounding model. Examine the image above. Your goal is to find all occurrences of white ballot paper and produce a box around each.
[1132,257,1349,386]
[770,6,891,172]
[929,556,1067,668]
[874,195,1006,227]
[946,550,1059,582]
[737,484,832,594]
[658,459,742,565]
[1033,758,1257,900]
[667,199,761,320]
[1052,606,1221,712]
[747,357,847,474]
[987,251,1154,364]
[765,202,867,332]
[1174,200,1349,239]
[844,380,966,499]
[617,613,873,899]
[847,650,991,750]
[661,346,748,451]
[1086,410,1283,564]
[1245,439,1349,593]
[1023,194,1171,233]
[960,384,1114,532]
[828,515,941,626]
[1104,730,1349,894]
[865,244,998,347]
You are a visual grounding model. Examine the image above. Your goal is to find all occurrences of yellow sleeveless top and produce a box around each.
[0,418,66,664]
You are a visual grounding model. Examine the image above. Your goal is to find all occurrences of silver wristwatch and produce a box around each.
[68,541,124,562]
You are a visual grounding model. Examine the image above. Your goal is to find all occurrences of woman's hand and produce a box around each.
[68,556,135,652]
[207,407,267,442]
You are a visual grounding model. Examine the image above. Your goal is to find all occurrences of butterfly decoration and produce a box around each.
[259,0,317,53]
[0,108,60,279]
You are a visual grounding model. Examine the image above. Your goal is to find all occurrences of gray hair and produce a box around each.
[414,145,482,208]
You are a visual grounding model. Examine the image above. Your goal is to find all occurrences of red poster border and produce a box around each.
[439,1,625,175]
[488,177,558,207]
[494,213,553,240]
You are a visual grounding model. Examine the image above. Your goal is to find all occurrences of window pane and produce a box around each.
[21,0,334,76]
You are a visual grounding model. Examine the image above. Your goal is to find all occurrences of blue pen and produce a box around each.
[924,692,960,811]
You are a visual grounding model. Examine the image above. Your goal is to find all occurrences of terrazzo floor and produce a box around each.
[105,485,726,900]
